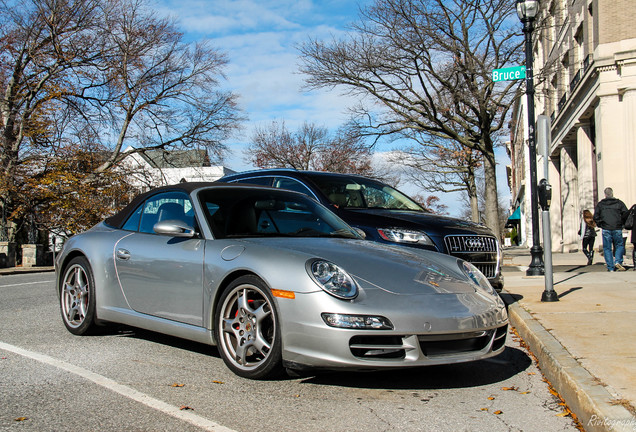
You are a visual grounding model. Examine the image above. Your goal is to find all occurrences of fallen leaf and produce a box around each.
[14,417,28,422]
[481,408,489,411]
[501,386,518,391]
[494,410,503,415]
[171,383,185,387]
[521,391,531,395]
[294,394,300,398]
[180,406,193,411]
[527,372,536,375]
[212,380,224,384]
[487,397,495,400]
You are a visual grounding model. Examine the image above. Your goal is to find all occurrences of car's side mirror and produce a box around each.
[353,227,367,239]
[153,220,197,238]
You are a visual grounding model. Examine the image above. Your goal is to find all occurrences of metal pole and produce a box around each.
[523,17,545,276]
[541,208,558,301]
[536,116,557,301]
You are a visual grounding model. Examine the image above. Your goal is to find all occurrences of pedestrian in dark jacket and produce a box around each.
[628,204,636,270]
[579,209,597,265]
[593,187,628,271]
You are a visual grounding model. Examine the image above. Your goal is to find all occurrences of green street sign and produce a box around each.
[492,66,526,82]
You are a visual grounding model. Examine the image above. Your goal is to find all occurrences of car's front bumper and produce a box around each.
[276,289,509,371]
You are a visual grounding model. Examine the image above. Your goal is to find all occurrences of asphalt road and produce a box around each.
[1,272,580,432]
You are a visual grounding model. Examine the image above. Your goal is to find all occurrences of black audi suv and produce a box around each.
[220,169,503,291]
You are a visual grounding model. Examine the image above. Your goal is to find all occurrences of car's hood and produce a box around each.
[240,237,478,295]
[340,209,494,236]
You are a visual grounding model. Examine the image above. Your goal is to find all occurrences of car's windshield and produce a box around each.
[198,188,361,239]
[307,175,424,211]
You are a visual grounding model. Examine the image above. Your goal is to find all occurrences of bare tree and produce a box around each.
[458,176,510,235]
[0,0,242,241]
[0,0,106,240]
[88,0,241,176]
[299,0,523,238]
[247,120,374,175]
[387,137,482,222]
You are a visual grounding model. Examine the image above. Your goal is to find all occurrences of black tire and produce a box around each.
[214,275,282,379]
[60,256,98,335]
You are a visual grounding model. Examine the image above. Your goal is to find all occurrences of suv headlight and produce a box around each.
[459,260,495,295]
[377,228,435,246]
[307,260,358,300]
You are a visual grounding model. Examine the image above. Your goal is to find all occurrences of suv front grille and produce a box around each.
[444,235,499,279]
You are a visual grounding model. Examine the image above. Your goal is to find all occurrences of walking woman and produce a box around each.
[580,209,597,265]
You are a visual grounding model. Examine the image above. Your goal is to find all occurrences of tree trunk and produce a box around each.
[0,191,8,242]
[482,151,501,240]
[465,169,479,223]
[470,194,480,223]
[0,138,19,243]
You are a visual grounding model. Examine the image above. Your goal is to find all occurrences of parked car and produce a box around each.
[220,169,504,291]
[56,183,508,379]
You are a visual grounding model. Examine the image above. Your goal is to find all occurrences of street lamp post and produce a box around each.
[517,0,544,276]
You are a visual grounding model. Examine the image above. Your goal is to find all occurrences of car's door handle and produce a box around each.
[116,249,131,260]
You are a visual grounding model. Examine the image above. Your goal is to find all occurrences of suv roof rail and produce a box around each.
[225,167,298,176]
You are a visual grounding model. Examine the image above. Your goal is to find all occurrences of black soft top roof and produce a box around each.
[104,182,217,229]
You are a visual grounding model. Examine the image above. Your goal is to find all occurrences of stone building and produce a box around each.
[507,0,636,252]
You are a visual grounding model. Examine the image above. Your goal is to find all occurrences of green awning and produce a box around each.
[507,207,521,221]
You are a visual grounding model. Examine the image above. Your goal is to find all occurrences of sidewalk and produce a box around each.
[0,266,54,275]
[502,247,636,432]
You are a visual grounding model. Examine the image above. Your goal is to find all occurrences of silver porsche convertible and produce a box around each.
[56,183,508,379]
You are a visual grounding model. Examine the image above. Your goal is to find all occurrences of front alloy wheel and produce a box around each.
[60,256,97,335]
[215,275,282,379]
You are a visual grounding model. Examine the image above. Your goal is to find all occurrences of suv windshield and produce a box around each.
[306,175,424,211]
[199,188,361,239]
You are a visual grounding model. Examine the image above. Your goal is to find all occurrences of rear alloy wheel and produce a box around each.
[215,275,282,379]
[60,256,97,335]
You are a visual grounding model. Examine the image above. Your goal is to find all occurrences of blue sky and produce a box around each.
[155,0,512,216]
[156,0,368,138]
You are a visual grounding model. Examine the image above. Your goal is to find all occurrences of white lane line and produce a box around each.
[0,341,236,432]
[0,281,53,288]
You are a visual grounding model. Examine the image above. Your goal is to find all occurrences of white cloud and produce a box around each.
[152,0,375,173]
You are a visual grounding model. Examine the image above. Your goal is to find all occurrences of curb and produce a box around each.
[507,301,636,432]
[0,267,55,276]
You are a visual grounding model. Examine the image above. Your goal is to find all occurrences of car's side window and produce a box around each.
[258,201,327,235]
[233,177,273,186]
[122,205,143,231]
[138,192,196,234]
[273,177,313,196]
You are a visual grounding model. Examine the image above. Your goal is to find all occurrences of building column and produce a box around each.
[576,123,596,213]
[548,155,562,252]
[560,144,579,252]
[623,90,636,206]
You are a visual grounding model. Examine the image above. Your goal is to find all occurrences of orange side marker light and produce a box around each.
[271,289,295,299]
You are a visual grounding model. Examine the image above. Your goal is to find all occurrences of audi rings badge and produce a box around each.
[465,238,486,249]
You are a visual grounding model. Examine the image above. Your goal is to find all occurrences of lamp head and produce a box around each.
[516,0,539,22]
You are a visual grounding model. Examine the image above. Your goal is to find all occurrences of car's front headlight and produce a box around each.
[377,228,435,247]
[307,259,358,300]
[459,260,496,295]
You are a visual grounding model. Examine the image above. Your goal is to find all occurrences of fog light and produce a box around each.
[321,313,393,330]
